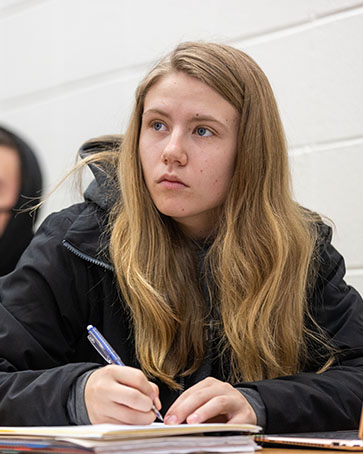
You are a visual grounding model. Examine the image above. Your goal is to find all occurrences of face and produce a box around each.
[139,72,239,239]
[0,145,21,236]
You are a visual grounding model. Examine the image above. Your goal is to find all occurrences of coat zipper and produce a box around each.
[62,240,114,271]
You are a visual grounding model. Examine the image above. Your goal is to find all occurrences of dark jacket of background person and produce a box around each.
[0,126,43,276]
[0,138,362,432]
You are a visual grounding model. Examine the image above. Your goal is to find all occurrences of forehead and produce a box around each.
[143,72,238,120]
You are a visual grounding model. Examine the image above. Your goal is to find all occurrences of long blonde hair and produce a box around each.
[107,42,325,388]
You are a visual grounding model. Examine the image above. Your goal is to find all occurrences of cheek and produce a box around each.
[138,140,146,166]
[0,180,19,207]
[139,135,161,163]
[202,157,235,194]
[139,145,154,182]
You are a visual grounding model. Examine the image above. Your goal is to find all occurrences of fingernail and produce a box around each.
[187,413,199,424]
[164,414,177,425]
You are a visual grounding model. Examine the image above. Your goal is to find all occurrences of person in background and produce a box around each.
[0,42,362,433]
[0,126,42,276]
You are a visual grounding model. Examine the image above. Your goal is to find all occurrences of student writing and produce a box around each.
[0,42,362,433]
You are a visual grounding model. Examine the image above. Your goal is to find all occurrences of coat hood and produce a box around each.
[59,135,123,269]
[79,134,122,212]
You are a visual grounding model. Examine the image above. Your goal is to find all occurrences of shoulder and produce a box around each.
[303,212,357,314]
[15,201,107,273]
[38,201,99,231]
[36,201,105,243]
[308,218,362,320]
[0,200,111,316]
[305,219,363,364]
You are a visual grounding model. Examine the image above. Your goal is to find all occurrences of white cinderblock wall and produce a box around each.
[1,0,362,293]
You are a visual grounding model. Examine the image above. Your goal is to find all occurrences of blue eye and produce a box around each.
[152,122,165,131]
[196,127,212,137]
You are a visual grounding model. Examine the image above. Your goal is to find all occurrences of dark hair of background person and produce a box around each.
[0,125,43,276]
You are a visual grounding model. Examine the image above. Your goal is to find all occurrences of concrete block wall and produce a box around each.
[1,0,362,293]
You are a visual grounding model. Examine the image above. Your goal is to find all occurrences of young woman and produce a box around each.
[0,42,362,433]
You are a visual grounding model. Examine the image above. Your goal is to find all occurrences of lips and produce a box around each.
[157,174,188,187]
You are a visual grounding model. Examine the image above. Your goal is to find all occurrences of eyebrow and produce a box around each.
[142,108,228,129]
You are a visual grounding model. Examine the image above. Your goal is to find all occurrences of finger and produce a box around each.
[105,401,157,425]
[165,384,219,424]
[153,395,162,411]
[186,394,257,425]
[185,395,232,424]
[149,382,162,410]
[166,377,221,414]
[149,381,159,400]
[109,366,154,397]
[109,382,155,412]
[94,400,156,425]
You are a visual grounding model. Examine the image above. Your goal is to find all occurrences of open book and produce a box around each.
[0,422,261,453]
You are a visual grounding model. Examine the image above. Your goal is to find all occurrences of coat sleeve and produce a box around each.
[0,208,101,425]
[238,224,363,433]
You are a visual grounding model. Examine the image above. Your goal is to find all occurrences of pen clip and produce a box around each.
[87,334,113,365]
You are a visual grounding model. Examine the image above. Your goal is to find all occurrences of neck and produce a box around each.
[172,211,217,241]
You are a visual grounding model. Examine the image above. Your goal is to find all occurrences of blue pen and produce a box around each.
[87,324,163,422]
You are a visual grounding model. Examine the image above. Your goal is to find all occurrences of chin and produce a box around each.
[154,203,190,221]
[158,208,188,219]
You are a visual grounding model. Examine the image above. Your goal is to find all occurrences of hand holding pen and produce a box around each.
[85,324,163,424]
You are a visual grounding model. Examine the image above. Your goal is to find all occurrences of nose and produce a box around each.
[161,130,187,166]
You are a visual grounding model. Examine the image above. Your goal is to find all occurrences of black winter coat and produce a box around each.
[0,163,363,433]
